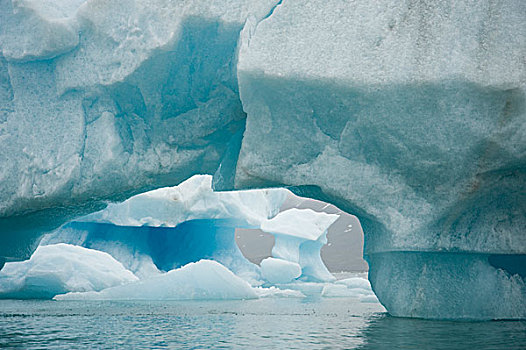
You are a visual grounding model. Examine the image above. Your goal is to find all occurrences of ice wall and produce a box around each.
[368,252,526,320]
[0,0,279,260]
[234,0,526,319]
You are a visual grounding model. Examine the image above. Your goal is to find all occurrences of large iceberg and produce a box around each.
[0,0,279,260]
[0,0,524,320]
[234,0,525,319]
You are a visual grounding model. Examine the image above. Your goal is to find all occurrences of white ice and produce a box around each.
[0,243,138,299]
[78,175,288,228]
[262,208,338,282]
[55,260,257,301]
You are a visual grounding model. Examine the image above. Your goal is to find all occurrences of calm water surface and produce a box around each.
[0,298,524,349]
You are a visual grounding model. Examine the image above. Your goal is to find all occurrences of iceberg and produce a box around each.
[233,0,526,319]
[55,260,257,301]
[0,0,524,320]
[0,243,138,299]
[0,0,280,261]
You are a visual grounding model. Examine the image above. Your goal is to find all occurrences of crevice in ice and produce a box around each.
[259,0,284,23]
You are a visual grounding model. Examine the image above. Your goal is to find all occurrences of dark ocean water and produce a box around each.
[0,298,524,349]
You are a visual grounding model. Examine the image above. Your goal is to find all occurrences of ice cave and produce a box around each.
[0,0,525,324]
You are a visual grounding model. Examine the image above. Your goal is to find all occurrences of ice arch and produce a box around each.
[42,175,339,284]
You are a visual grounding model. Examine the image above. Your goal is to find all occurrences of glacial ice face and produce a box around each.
[235,0,526,319]
[368,252,526,320]
[0,243,138,299]
[0,0,279,260]
[236,0,526,254]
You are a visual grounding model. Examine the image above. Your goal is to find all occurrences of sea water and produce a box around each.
[1,297,524,349]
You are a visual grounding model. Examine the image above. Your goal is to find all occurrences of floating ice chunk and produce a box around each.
[253,286,305,298]
[320,274,379,302]
[322,277,375,299]
[0,244,137,299]
[321,284,360,298]
[55,260,257,301]
[335,277,372,291]
[260,257,301,284]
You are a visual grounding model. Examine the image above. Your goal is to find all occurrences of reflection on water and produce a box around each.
[0,299,524,349]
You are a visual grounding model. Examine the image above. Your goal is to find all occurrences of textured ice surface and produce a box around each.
[368,252,526,320]
[48,219,262,282]
[321,276,379,303]
[252,286,305,298]
[235,0,526,319]
[55,260,257,301]
[0,243,138,299]
[236,0,526,255]
[0,0,279,260]
[42,175,288,279]
[262,208,338,282]
[76,175,287,228]
[1,0,525,320]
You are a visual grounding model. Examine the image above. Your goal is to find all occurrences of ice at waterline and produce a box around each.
[0,175,377,303]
